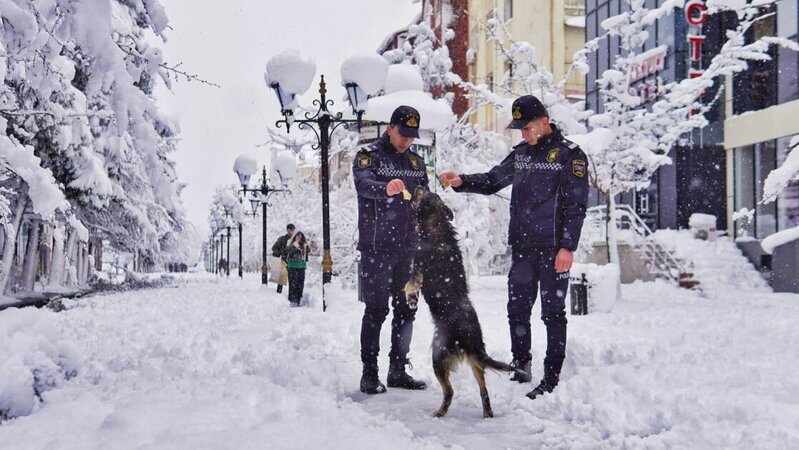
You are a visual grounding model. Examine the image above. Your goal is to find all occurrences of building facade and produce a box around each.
[585,0,730,231]
[468,0,587,133]
[724,1,799,241]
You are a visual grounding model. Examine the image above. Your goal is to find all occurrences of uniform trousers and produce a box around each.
[507,247,569,383]
[359,249,416,367]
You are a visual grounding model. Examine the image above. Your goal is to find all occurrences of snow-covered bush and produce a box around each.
[0,308,81,421]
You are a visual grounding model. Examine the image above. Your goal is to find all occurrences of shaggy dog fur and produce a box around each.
[404,187,519,418]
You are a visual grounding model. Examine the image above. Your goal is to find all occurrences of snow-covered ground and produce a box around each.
[1,272,798,449]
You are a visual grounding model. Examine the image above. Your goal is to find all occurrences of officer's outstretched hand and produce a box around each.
[386,179,406,196]
[438,171,462,188]
[555,248,574,273]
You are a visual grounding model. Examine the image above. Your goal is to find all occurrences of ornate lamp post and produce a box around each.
[234,157,290,285]
[265,51,386,310]
[223,209,233,277]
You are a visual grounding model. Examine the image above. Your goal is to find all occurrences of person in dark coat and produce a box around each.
[282,230,310,307]
[271,224,295,293]
[353,105,429,395]
[439,95,589,400]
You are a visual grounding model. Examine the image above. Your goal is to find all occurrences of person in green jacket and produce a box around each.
[271,223,295,293]
[283,230,310,307]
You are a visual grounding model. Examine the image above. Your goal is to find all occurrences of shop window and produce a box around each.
[778,44,799,103]
[504,0,513,21]
[777,0,797,39]
[755,141,778,238]
[777,135,799,231]
[734,145,755,237]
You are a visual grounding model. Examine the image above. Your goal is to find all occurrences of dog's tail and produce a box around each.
[477,352,521,375]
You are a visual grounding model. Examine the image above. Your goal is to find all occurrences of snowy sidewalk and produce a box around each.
[1,273,798,449]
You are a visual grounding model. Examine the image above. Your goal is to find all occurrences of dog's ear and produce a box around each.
[412,186,429,210]
[432,194,454,222]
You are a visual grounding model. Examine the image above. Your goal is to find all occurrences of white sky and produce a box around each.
[155,0,421,233]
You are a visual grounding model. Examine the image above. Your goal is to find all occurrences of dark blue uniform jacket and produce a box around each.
[454,125,589,251]
[353,133,429,252]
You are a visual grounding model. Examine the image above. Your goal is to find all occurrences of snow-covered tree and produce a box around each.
[1,0,201,291]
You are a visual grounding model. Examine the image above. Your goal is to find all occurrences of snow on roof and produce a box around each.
[264,49,316,95]
[384,64,424,93]
[352,64,454,131]
[364,90,454,131]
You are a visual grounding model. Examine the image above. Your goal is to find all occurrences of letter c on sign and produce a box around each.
[685,0,707,26]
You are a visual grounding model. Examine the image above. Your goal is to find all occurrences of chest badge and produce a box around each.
[357,154,372,169]
[409,155,420,171]
[547,148,559,163]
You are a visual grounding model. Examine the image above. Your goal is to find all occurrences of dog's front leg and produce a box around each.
[404,261,424,310]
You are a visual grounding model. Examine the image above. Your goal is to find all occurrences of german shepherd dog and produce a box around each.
[404,187,520,418]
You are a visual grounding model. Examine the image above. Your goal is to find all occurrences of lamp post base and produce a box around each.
[322,250,333,284]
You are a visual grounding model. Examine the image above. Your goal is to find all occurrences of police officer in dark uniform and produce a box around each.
[439,95,589,400]
[353,105,429,395]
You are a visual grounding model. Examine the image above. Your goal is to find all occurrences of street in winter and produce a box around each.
[2,0,799,449]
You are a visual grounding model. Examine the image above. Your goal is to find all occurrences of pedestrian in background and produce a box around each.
[283,230,310,307]
[271,223,294,293]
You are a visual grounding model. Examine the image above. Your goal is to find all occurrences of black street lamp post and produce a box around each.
[238,222,243,278]
[272,76,364,310]
[237,166,290,285]
[226,225,231,277]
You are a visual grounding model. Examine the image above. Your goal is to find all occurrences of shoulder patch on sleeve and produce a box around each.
[572,159,587,178]
[357,153,372,169]
[409,155,423,171]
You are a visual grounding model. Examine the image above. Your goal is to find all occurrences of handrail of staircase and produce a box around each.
[585,204,686,278]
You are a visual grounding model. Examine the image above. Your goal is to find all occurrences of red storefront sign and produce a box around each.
[685,0,708,104]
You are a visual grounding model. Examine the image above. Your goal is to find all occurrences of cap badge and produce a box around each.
[512,105,522,120]
[406,115,418,128]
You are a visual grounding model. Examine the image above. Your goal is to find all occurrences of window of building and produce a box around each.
[778,0,797,38]
[755,141,778,237]
[777,135,799,231]
[734,138,799,239]
[504,0,513,21]
[734,145,755,236]
[778,0,799,103]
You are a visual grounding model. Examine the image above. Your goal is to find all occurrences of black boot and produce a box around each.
[525,378,556,400]
[360,364,386,395]
[509,358,532,383]
[387,360,426,390]
[277,285,283,293]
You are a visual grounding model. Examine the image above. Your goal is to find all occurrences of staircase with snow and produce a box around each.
[650,229,771,297]
[583,205,770,297]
